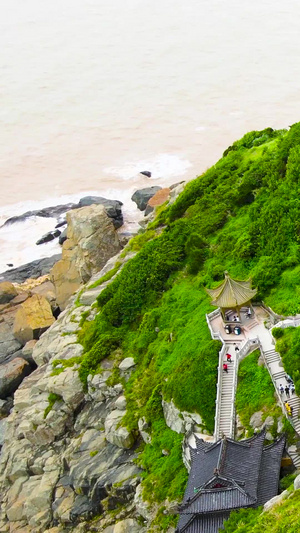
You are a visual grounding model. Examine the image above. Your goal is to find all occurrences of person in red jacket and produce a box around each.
[226,353,232,363]
[223,363,228,373]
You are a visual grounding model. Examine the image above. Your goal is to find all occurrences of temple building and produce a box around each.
[177,430,286,533]
[206,271,257,323]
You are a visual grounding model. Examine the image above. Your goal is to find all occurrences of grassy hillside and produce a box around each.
[223,486,300,533]
[77,123,300,528]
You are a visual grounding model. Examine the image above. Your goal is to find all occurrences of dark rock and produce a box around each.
[55,219,67,229]
[36,230,61,246]
[0,357,31,399]
[59,228,67,245]
[78,196,124,229]
[0,254,61,283]
[131,186,161,211]
[140,171,151,177]
[0,396,13,417]
[2,203,78,227]
[6,264,13,268]
[70,495,98,522]
[0,322,22,363]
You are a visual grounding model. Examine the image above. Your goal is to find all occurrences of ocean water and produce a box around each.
[1,0,300,271]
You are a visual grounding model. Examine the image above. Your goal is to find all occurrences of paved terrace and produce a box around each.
[206,305,300,468]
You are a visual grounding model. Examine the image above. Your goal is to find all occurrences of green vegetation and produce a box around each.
[275,327,300,394]
[75,123,300,527]
[88,262,122,289]
[235,350,277,434]
[51,356,83,376]
[43,393,63,419]
[89,450,99,457]
[222,489,300,532]
[279,473,298,492]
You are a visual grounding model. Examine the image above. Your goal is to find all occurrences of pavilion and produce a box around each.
[205,271,257,323]
[176,430,286,533]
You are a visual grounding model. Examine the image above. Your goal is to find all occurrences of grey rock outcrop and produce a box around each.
[0,255,147,532]
[0,321,22,364]
[162,399,203,434]
[105,410,135,449]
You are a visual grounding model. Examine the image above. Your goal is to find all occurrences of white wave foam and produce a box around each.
[103,153,192,181]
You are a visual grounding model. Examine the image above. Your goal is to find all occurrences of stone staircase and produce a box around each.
[216,353,235,439]
[247,318,259,330]
[263,349,300,467]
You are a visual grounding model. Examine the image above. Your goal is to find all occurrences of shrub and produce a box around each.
[272,327,284,339]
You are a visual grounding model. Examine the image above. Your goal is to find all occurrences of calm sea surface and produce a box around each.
[1,0,300,269]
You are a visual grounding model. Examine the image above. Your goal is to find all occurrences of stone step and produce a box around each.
[265,354,280,362]
[273,371,287,380]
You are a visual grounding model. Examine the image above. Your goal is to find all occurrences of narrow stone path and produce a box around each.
[207,306,300,468]
[216,346,235,440]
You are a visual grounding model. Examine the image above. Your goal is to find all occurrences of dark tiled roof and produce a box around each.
[183,441,221,500]
[181,485,254,514]
[178,431,286,533]
[178,512,231,533]
[257,434,286,506]
[220,430,265,499]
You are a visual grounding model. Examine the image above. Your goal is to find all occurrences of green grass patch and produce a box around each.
[88,262,122,289]
[137,416,188,505]
[222,489,300,532]
[236,350,277,432]
[51,356,83,376]
[44,393,63,419]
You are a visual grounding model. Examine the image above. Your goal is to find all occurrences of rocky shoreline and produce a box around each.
[0,183,189,532]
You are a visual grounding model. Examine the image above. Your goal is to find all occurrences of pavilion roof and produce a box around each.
[206,271,257,308]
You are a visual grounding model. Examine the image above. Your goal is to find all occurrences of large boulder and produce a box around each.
[131,186,161,211]
[13,294,55,345]
[0,281,18,304]
[51,205,121,310]
[0,357,31,398]
[145,187,171,215]
[78,196,123,229]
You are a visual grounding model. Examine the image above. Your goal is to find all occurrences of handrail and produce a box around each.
[271,318,300,330]
[213,342,227,441]
[261,349,288,421]
[207,308,261,441]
